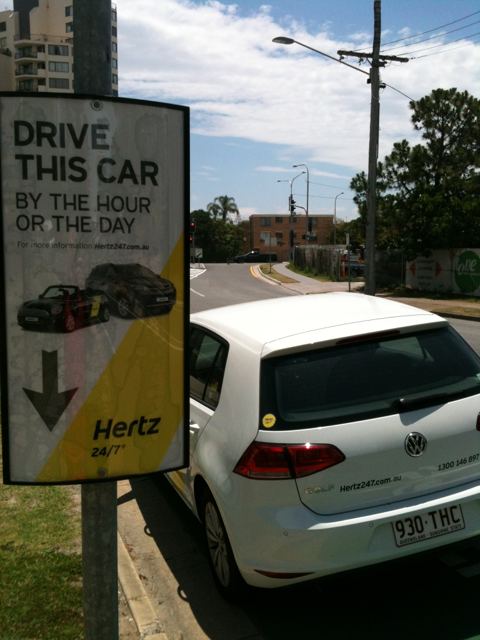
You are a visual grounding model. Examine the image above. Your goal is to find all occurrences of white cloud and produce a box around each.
[116,0,480,172]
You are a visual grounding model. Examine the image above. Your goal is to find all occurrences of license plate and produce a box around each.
[392,505,465,547]
[26,317,38,322]
[156,296,168,302]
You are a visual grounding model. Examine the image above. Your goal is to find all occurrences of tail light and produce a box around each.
[234,442,345,480]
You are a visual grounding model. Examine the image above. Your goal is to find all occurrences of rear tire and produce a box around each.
[99,306,110,323]
[201,488,246,602]
[117,296,132,318]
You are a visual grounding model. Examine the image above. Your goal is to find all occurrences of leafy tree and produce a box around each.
[351,88,480,259]
[207,195,240,223]
[190,210,245,262]
[325,218,364,252]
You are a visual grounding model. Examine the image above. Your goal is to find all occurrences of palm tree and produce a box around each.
[207,202,221,220]
[211,195,239,223]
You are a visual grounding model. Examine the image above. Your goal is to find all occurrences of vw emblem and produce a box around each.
[405,432,427,457]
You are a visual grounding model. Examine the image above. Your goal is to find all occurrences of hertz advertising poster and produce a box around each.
[0,93,189,485]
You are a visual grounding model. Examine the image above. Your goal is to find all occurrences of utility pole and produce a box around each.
[337,1,407,296]
[365,0,381,296]
[73,2,118,639]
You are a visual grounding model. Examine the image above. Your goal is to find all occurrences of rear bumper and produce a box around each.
[216,475,480,588]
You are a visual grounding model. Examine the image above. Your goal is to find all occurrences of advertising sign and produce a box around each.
[453,249,480,295]
[0,93,189,484]
[406,249,480,297]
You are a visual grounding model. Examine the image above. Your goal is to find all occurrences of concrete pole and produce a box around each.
[73,1,118,638]
[364,0,381,296]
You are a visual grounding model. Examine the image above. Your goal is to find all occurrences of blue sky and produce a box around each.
[6,0,480,222]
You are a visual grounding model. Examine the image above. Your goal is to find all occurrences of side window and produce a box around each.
[190,328,228,409]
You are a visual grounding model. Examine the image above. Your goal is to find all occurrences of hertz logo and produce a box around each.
[93,416,161,440]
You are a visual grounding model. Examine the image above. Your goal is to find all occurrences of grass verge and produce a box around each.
[435,306,480,318]
[380,285,480,304]
[0,430,83,640]
[259,264,298,283]
[285,263,332,282]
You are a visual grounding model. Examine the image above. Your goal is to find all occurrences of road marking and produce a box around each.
[250,266,258,279]
[190,288,205,297]
[190,268,206,280]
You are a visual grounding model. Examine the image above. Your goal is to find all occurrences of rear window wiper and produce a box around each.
[398,380,480,411]
[398,392,448,411]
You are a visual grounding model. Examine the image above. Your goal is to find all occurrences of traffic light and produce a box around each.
[190,220,196,234]
[290,198,296,214]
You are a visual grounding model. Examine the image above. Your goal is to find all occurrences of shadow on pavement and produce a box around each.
[128,475,480,640]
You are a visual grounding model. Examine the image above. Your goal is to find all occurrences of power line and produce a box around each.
[355,9,480,51]
[308,180,351,189]
[379,19,480,54]
[412,37,480,59]
[390,30,480,56]
[294,193,350,201]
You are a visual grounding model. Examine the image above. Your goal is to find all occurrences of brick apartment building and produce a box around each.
[244,214,334,261]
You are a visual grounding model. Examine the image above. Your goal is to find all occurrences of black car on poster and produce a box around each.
[18,285,110,333]
[85,263,176,318]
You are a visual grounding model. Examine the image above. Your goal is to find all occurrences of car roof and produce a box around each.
[191,293,447,355]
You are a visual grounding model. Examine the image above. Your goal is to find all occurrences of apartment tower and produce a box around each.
[0,0,118,94]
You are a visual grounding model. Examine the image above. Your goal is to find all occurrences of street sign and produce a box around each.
[0,93,189,484]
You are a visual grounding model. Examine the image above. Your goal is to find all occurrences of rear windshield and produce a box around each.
[260,327,480,430]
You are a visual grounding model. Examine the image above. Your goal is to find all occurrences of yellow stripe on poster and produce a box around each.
[37,236,185,483]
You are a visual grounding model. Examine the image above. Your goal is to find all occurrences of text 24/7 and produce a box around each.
[92,445,126,458]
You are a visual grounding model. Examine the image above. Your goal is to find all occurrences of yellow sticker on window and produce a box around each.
[262,414,276,428]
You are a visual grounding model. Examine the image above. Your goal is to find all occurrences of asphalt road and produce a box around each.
[119,264,480,640]
[189,262,296,313]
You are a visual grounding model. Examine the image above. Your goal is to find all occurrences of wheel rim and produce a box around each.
[65,314,75,331]
[117,298,129,317]
[103,308,110,322]
[205,502,230,587]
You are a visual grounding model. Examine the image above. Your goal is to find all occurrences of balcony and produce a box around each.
[16,85,38,92]
[15,34,72,44]
[15,50,37,59]
[15,68,38,76]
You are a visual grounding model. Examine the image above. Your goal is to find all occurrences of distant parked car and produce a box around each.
[167,293,480,600]
[17,285,109,333]
[85,263,176,318]
[232,251,278,263]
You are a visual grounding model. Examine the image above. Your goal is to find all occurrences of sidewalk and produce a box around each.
[255,263,480,322]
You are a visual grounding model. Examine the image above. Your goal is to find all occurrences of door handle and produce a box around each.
[189,420,200,433]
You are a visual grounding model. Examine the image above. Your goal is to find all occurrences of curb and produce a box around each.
[252,264,281,285]
[118,532,167,639]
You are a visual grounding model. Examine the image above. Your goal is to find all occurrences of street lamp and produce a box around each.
[293,163,309,244]
[278,171,305,261]
[333,192,344,250]
[273,32,378,295]
[333,192,344,279]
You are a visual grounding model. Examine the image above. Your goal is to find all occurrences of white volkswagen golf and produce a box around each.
[167,293,480,599]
